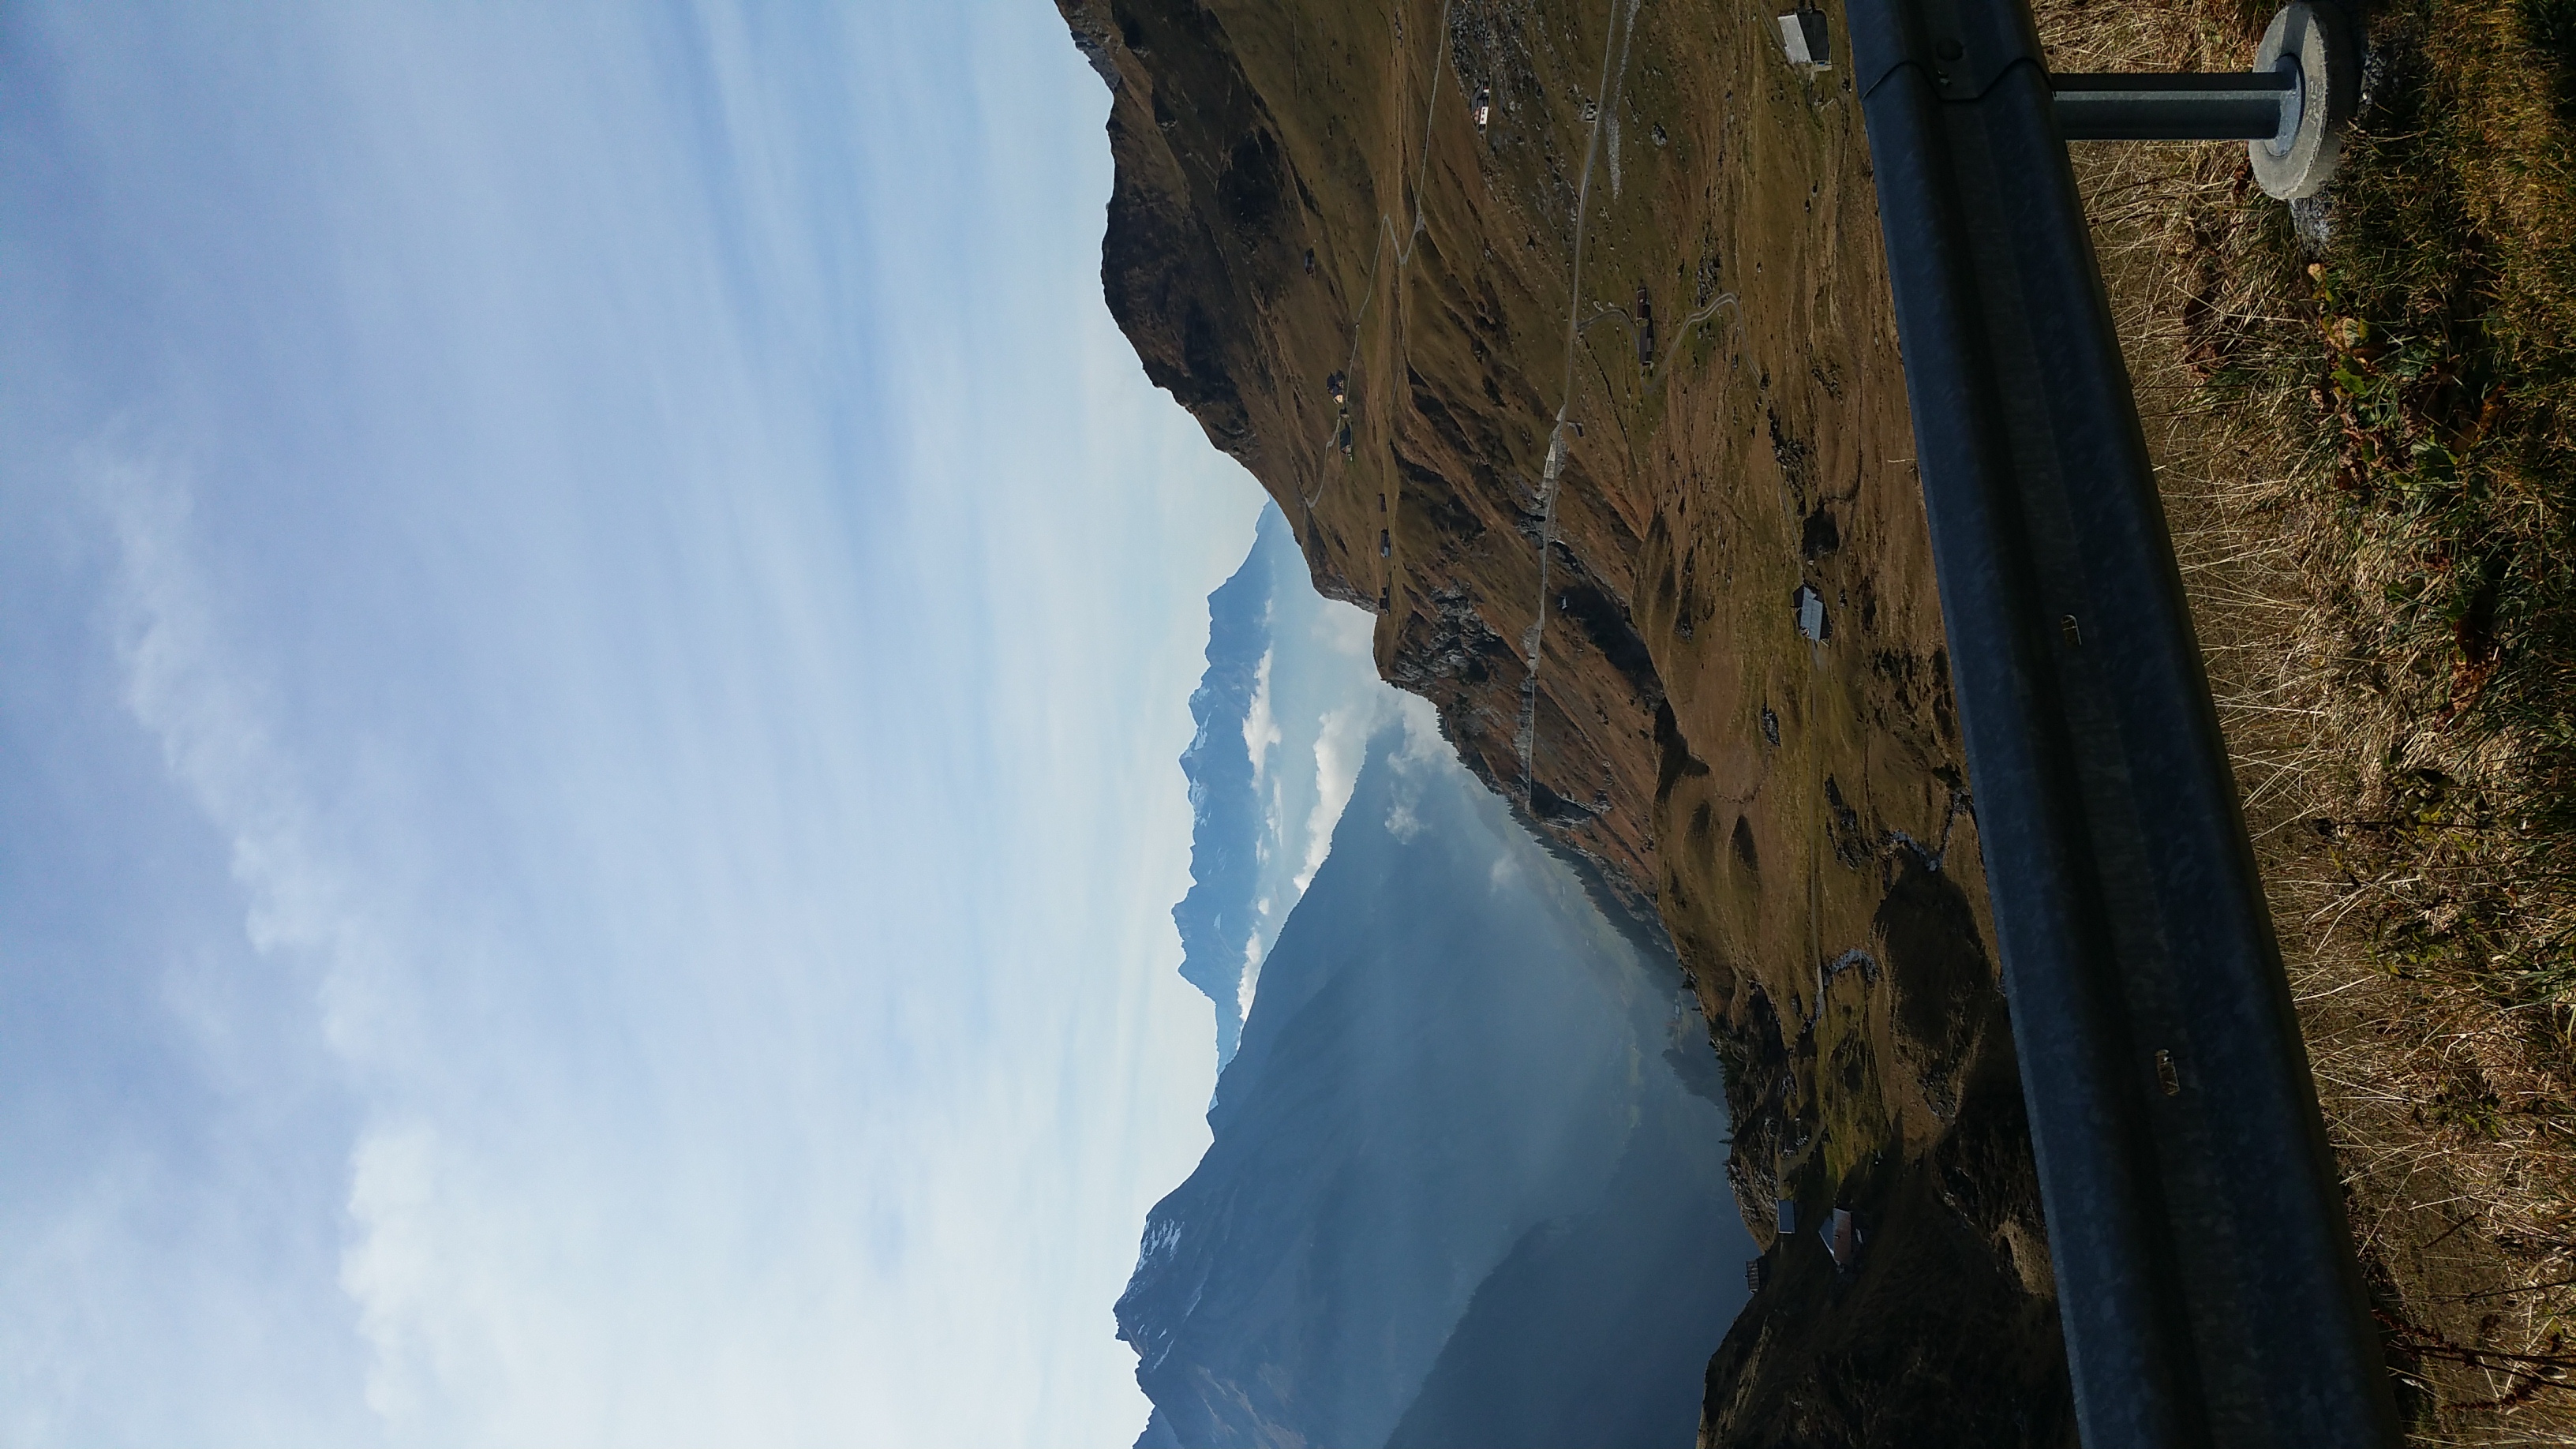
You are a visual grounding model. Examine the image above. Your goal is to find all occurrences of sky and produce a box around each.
[0,3,1271,1445]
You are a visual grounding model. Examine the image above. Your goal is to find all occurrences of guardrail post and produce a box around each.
[2051,70,2299,141]
[1834,0,2400,1441]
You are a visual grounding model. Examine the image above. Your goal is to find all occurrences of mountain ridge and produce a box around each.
[1170,507,1286,1063]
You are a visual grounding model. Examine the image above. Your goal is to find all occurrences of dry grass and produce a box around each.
[2030,0,2576,1436]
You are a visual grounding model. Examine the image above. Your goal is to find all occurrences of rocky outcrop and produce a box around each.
[1064,0,2075,1442]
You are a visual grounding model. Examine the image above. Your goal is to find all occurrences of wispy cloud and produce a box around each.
[92,452,414,1080]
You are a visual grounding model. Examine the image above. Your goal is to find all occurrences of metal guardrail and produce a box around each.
[1830,0,2402,1442]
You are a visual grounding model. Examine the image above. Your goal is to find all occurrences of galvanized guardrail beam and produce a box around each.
[1826,0,2401,1441]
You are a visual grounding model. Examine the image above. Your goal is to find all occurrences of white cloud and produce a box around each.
[339,1123,467,1428]
[1309,594,1381,658]
[1243,646,1280,788]
[1392,690,1454,766]
[1295,704,1376,895]
[1386,798,1425,841]
[92,454,417,1081]
[1237,932,1264,1024]
[1380,690,1457,841]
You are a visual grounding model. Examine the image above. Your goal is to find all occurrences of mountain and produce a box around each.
[1172,504,1413,1066]
[1120,715,1743,1448]
[1061,0,2077,1441]
[1170,509,1287,1063]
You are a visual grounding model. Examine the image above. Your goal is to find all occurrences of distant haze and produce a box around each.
[1127,519,1754,1447]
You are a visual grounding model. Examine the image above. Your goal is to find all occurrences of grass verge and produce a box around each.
[2032,0,2576,1436]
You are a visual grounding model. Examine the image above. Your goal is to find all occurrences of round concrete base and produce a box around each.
[2251,2,2358,200]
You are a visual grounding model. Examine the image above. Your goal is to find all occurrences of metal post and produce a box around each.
[1839,0,2400,1442]
[2052,69,2297,141]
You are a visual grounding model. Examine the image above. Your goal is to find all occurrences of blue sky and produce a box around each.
[1,3,1268,1443]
